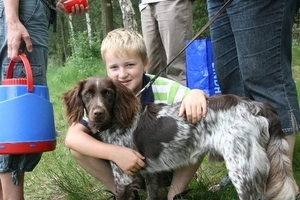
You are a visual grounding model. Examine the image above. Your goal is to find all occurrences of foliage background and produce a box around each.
[48,0,210,65]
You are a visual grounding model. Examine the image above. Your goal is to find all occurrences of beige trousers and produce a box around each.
[141,0,193,86]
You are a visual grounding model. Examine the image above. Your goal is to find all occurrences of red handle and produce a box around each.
[3,54,34,92]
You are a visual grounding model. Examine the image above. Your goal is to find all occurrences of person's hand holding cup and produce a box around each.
[63,0,88,14]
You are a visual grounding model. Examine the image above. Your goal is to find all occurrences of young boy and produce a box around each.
[64,28,208,200]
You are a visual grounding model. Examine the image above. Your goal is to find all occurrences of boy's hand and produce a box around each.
[112,146,146,176]
[178,89,208,124]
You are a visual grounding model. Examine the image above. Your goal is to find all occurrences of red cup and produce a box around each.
[63,0,88,13]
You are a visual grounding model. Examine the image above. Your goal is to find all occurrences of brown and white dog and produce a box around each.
[63,76,296,200]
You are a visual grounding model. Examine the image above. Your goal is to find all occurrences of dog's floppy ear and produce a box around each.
[112,79,140,127]
[62,79,86,125]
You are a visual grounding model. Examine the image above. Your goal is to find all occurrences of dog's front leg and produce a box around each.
[110,162,137,200]
[144,172,165,200]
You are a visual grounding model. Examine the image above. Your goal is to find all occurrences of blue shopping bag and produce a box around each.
[186,38,221,96]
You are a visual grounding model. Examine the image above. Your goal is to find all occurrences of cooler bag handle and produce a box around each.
[2,53,34,92]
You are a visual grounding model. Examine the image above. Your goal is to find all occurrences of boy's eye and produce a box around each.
[126,63,135,69]
[110,65,118,70]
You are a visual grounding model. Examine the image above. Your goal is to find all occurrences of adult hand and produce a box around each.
[56,0,88,15]
[111,146,146,176]
[6,20,31,62]
[178,89,208,124]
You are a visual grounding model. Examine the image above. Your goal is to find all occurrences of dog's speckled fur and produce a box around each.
[63,77,296,200]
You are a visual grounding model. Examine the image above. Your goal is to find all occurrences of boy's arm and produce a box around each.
[150,75,207,123]
[65,123,146,176]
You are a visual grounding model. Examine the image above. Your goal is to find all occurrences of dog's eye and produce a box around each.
[84,92,92,98]
[105,90,112,96]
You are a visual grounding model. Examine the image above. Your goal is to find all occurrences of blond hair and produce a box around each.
[101,28,147,63]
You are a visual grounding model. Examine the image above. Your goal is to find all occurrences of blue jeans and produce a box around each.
[0,0,51,185]
[207,0,300,134]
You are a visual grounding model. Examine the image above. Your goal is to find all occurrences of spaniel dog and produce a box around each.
[63,76,296,200]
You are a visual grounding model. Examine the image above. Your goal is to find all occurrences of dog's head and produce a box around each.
[62,77,140,132]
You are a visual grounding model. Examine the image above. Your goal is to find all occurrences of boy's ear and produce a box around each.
[143,57,149,72]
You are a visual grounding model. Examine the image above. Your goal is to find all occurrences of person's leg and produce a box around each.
[167,155,204,200]
[70,150,117,194]
[208,0,299,193]
[211,0,300,159]
[229,0,300,174]
[0,154,41,200]
[155,0,193,86]
[0,172,24,200]
[207,0,250,97]
[141,5,167,78]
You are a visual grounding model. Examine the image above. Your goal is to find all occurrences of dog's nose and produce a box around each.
[93,109,104,117]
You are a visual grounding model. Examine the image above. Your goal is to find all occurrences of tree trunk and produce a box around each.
[100,0,114,38]
[85,12,92,47]
[118,0,138,31]
[67,15,76,54]
[58,13,67,63]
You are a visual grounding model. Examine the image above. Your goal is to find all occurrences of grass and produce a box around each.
[23,45,300,199]
[24,56,108,200]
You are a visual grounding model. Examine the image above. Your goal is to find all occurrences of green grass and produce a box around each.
[23,46,300,199]
[24,57,108,200]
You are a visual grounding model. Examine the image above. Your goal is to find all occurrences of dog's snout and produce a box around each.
[93,109,104,117]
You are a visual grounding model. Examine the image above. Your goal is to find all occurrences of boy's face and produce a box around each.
[104,50,148,95]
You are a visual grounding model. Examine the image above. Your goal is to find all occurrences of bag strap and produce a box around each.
[136,0,233,97]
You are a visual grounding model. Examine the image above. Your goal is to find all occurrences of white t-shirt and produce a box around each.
[139,0,166,11]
